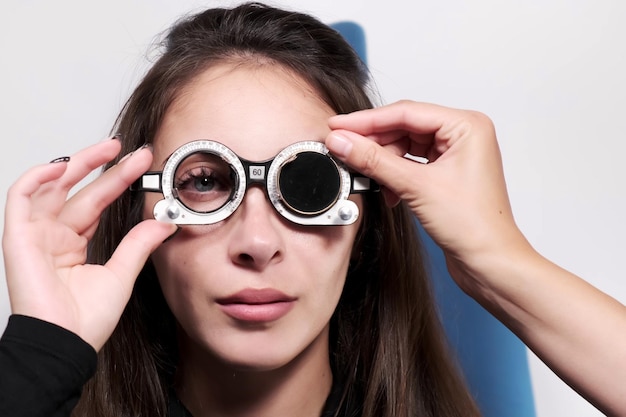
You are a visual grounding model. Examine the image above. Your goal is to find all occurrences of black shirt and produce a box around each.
[0,315,96,417]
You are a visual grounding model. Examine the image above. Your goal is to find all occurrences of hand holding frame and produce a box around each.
[326,100,626,416]
[2,138,176,351]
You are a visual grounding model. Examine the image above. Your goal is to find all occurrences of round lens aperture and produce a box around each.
[173,151,237,214]
[154,140,247,225]
[278,151,340,215]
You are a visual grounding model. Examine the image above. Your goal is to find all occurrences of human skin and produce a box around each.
[3,138,176,351]
[144,63,362,417]
[325,101,626,417]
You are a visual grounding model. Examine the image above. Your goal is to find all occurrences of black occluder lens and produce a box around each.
[279,152,340,214]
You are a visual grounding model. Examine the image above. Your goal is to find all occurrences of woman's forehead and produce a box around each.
[152,63,334,164]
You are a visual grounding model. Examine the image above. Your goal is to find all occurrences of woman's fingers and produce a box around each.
[329,101,495,162]
[78,220,176,350]
[327,101,499,188]
[4,161,69,228]
[10,137,138,240]
[28,138,123,219]
[56,145,153,236]
[2,137,176,350]
[105,220,177,287]
[329,100,450,137]
[326,100,518,261]
[326,129,424,204]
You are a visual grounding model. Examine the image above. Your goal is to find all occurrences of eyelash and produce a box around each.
[175,167,221,191]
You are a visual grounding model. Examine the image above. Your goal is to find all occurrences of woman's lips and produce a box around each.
[217,288,296,323]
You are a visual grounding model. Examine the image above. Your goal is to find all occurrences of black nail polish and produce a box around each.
[49,156,70,163]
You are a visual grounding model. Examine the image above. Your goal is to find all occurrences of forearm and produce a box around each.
[455,241,626,416]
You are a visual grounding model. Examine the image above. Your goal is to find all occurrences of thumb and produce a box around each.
[326,130,424,205]
[105,220,177,294]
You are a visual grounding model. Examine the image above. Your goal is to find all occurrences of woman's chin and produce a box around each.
[210,344,301,373]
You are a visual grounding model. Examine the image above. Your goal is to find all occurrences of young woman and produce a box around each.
[1,3,479,417]
[2,2,625,417]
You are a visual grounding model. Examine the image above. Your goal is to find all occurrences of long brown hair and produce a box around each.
[75,3,480,416]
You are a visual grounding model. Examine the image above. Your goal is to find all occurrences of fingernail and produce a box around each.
[101,133,122,142]
[49,156,70,164]
[119,143,152,163]
[327,132,353,158]
[162,226,181,243]
[118,151,134,163]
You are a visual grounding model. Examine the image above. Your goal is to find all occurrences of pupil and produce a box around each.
[195,176,214,192]
[279,152,340,214]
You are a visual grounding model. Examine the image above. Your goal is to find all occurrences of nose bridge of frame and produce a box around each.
[237,158,276,211]
[241,158,273,189]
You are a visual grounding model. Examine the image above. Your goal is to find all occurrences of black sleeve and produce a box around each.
[0,315,97,417]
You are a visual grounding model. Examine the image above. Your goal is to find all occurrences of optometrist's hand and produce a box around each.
[326,100,626,417]
[325,100,527,286]
[2,138,177,351]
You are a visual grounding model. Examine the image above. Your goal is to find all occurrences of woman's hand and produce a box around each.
[2,138,176,351]
[326,100,530,287]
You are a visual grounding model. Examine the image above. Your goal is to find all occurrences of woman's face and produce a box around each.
[145,63,361,371]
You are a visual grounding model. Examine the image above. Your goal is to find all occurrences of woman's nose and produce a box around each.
[227,187,285,270]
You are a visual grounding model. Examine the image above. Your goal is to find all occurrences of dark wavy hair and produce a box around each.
[75,3,480,417]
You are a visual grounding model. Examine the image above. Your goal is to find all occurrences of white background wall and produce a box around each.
[1,1,624,416]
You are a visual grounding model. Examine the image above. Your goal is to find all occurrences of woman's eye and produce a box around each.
[194,175,214,191]
[190,171,217,192]
[174,164,233,212]
[176,167,225,193]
